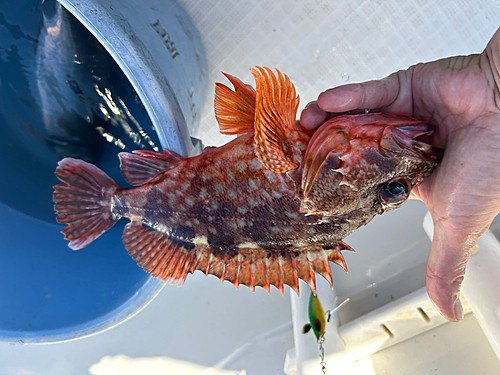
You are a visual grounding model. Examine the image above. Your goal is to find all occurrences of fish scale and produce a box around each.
[54,66,443,295]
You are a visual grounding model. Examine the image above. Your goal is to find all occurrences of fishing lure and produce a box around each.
[303,293,349,374]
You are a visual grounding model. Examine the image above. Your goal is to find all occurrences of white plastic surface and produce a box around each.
[338,286,470,362]
[347,313,500,375]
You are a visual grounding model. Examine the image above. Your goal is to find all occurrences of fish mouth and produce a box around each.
[382,122,443,162]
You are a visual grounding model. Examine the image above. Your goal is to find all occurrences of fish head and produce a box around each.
[300,114,443,216]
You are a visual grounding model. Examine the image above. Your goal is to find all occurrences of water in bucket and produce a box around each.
[0,0,176,342]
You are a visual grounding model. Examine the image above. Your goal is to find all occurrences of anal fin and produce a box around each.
[122,220,353,295]
[194,242,354,295]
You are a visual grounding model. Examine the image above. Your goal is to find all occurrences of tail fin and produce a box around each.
[53,158,120,250]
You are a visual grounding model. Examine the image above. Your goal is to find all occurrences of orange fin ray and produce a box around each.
[194,242,352,295]
[53,158,119,250]
[289,253,300,295]
[234,255,242,289]
[118,150,184,186]
[122,222,197,285]
[276,255,285,295]
[251,66,300,174]
[262,256,271,293]
[305,252,317,295]
[328,244,353,273]
[122,220,351,294]
[214,72,256,135]
[219,252,228,282]
[205,248,214,276]
[249,253,257,292]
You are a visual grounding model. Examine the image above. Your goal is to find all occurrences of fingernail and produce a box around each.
[453,299,464,321]
[304,101,317,110]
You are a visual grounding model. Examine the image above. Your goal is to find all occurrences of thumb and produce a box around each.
[426,217,481,322]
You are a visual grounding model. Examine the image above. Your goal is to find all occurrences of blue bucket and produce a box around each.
[0,0,207,343]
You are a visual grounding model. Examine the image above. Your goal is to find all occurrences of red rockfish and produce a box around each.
[53,67,442,295]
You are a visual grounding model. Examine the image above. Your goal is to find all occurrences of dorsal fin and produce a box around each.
[118,150,183,186]
[122,221,353,295]
[251,66,300,173]
[214,72,256,135]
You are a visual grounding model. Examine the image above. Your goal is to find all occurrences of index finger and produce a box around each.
[317,70,412,114]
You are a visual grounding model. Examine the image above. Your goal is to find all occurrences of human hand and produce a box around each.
[300,28,500,322]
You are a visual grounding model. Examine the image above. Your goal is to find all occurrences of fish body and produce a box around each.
[54,67,443,294]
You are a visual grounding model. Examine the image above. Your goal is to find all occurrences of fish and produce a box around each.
[53,66,443,295]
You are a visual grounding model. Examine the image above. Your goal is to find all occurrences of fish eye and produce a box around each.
[379,178,411,209]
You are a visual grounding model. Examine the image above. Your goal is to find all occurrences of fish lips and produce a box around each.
[381,122,443,162]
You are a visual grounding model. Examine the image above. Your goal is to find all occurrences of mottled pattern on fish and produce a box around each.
[54,67,443,295]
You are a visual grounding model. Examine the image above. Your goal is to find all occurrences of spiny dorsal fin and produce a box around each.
[214,72,256,135]
[118,150,183,186]
[122,219,353,295]
[251,66,300,174]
